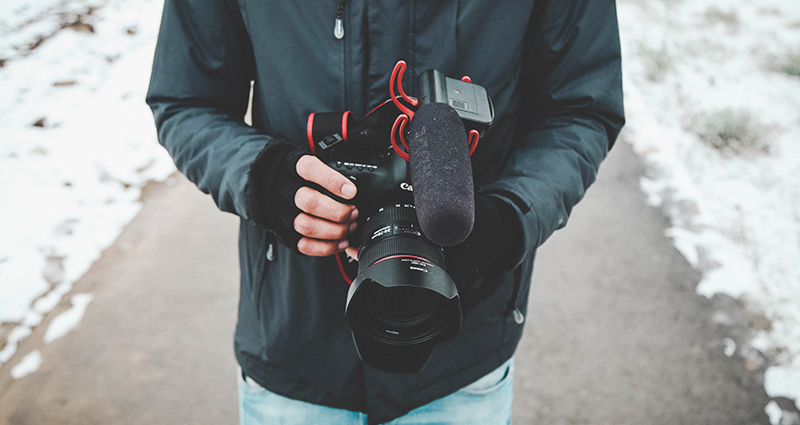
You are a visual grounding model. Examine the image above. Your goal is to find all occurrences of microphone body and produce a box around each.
[407,102,475,246]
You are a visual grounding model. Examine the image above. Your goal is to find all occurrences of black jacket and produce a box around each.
[146,1,624,423]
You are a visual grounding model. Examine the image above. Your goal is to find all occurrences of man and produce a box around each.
[146,1,624,424]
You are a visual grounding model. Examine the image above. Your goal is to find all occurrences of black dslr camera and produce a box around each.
[309,65,493,374]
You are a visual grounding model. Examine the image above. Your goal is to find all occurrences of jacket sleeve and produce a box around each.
[481,0,625,268]
[146,0,272,220]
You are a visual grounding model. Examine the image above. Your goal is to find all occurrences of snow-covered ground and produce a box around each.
[0,0,798,420]
[618,0,800,420]
[0,0,174,371]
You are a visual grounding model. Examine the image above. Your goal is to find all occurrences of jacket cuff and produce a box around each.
[246,139,309,249]
[481,180,558,270]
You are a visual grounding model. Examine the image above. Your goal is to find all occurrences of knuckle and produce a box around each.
[328,209,349,224]
[295,188,319,213]
[294,215,316,236]
[298,239,335,257]
[318,246,336,257]
[332,224,349,240]
[322,172,342,192]
[339,208,353,224]
[333,207,351,223]
[298,239,321,256]
[297,238,309,253]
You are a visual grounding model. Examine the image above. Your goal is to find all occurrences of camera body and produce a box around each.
[311,68,493,374]
[320,138,413,222]
[316,68,494,225]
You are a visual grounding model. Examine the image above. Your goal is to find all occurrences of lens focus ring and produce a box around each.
[361,204,418,237]
[358,204,445,269]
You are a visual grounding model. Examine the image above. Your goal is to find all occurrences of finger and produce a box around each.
[295,186,357,224]
[345,247,359,261]
[297,237,349,257]
[296,155,357,200]
[294,213,353,241]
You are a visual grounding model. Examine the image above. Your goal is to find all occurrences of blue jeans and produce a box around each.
[238,357,514,425]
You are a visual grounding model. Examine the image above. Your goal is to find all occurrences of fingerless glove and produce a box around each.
[246,139,309,250]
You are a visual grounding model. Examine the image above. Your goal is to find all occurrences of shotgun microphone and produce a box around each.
[407,102,475,247]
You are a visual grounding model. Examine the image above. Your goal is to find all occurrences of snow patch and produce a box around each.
[723,338,736,357]
[0,326,32,364]
[766,401,782,425]
[43,293,94,344]
[619,0,800,409]
[0,0,174,370]
[10,350,42,379]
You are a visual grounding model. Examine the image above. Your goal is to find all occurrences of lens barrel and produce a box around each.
[345,204,462,374]
[357,203,445,268]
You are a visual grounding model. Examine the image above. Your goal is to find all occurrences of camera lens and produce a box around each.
[356,282,450,344]
[344,203,461,374]
[366,285,437,323]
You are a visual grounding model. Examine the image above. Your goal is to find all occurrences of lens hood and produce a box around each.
[345,255,461,374]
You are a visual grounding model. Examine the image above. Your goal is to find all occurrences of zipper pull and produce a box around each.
[265,242,275,261]
[334,0,347,39]
[334,18,344,39]
[512,308,525,324]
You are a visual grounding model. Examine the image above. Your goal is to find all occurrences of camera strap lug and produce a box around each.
[320,133,344,150]
[306,111,353,154]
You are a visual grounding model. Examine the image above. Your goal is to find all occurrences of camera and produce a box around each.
[310,67,493,374]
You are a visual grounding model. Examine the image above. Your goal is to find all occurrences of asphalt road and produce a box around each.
[0,139,772,424]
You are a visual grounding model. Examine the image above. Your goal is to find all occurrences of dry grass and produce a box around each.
[704,6,740,30]
[687,109,772,156]
[777,52,800,77]
[638,42,672,82]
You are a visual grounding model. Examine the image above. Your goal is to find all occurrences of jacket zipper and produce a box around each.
[335,0,348,108]
[334,0,348,39]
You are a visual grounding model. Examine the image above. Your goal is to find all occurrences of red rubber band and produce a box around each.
[306,113,316,155]
[468,129,480,155]
[390,60,417,119]
[391,115,410,162]
[342,111,352,141]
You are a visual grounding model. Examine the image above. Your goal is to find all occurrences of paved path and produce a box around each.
[512,139,770,424]
[0,139,771,424]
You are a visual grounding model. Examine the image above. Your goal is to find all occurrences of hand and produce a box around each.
[294,155,359,256]
[443,194,523,317]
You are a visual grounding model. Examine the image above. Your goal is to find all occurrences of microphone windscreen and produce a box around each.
[407,102,475,246]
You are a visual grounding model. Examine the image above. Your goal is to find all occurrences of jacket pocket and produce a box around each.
[240,221,273,322]
[505,253,535,327]
[253,231,278,322]
[503,266,525,326]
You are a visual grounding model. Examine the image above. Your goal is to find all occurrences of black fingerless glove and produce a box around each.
[444,194,523,318]
[246,139,310,250]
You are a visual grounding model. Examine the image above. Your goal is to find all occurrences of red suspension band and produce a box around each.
[390,60,418,119]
